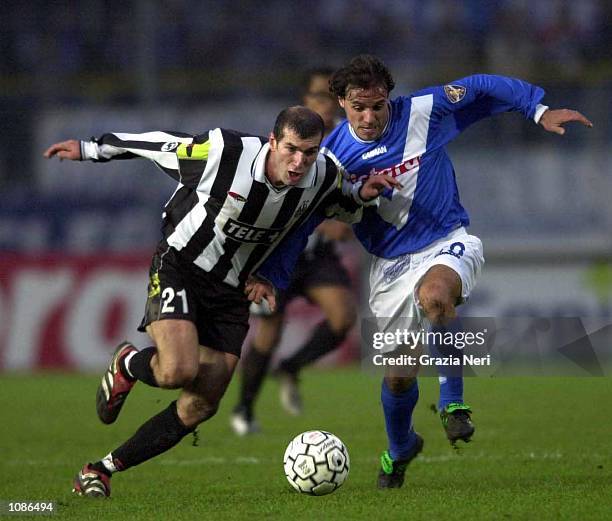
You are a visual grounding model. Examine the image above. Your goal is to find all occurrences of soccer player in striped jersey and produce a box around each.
[43,106,399,497]
[231,68,359,436]
[256,55,592,488]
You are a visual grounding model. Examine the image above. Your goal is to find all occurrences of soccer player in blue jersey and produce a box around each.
[252,55,592,489]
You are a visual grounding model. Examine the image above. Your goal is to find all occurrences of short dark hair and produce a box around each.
[329,54,395,98]
[273,106,324,142]
[302,66,335,95]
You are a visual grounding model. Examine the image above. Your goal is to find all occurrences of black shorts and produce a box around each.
[138,247,250,357]
[276,246,351,313]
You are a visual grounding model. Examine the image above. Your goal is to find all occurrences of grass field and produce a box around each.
[1,369,611,520]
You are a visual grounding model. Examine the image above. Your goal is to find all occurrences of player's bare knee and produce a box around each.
[156,364,198,389]
[418,266,461,324]
[384,375,416,394]
[418,283,456,326]
[423,300,456,326]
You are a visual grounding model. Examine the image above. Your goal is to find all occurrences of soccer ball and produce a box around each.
[283,430,350,496]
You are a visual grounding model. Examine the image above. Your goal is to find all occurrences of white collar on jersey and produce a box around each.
[252,142,318,189]
[347,101,393,144]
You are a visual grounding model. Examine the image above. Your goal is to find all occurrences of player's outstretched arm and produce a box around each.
[43,139,81,161]
[539,109,593,135]
[43,131,200,184]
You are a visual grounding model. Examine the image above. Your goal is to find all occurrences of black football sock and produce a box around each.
[124,346,159,387]
[105,401,194,472]
[89,461,112,477]
[236,346,272,417]
[278,321,345,375]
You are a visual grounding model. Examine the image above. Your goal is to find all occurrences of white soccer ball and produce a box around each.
[283,430,350,496]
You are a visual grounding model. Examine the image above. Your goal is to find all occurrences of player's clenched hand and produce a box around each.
[245,276,277,313]
[359,174,403,201]
[43,139,81,160]
[539,109,593,136]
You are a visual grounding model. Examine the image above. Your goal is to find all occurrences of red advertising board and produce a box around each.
[0,252,360,371]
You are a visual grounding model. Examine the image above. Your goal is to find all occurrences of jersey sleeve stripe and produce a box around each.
[177,141,211,160]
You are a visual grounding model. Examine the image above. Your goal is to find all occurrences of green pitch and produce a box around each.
[1,369,610,520]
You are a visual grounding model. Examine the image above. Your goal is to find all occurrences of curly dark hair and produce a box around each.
[329,55,395,98]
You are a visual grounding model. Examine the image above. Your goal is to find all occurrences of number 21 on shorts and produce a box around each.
[160,287,189,314]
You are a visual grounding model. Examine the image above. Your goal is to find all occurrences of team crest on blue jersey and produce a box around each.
[444,85,466,104]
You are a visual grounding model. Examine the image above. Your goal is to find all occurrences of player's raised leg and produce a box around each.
[96,250,203,424]
[75,334,237,497]
[74,319,202,497]
[418,264,475,444]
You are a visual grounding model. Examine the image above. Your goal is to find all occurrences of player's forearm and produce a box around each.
[469,75,593,129]
[79,134,140,162]
[339,177,379,207]
[80,131,192,167]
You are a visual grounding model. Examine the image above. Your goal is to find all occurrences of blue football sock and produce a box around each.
[428,320,465,410]
[381,379,419,461]
[438,376,464,410]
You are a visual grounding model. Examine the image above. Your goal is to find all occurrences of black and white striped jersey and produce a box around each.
[81,128,363,288]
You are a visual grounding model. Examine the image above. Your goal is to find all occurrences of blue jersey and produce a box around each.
[258,74,545,289]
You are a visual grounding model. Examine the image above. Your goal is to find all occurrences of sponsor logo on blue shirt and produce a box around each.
[361,146,387,160]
